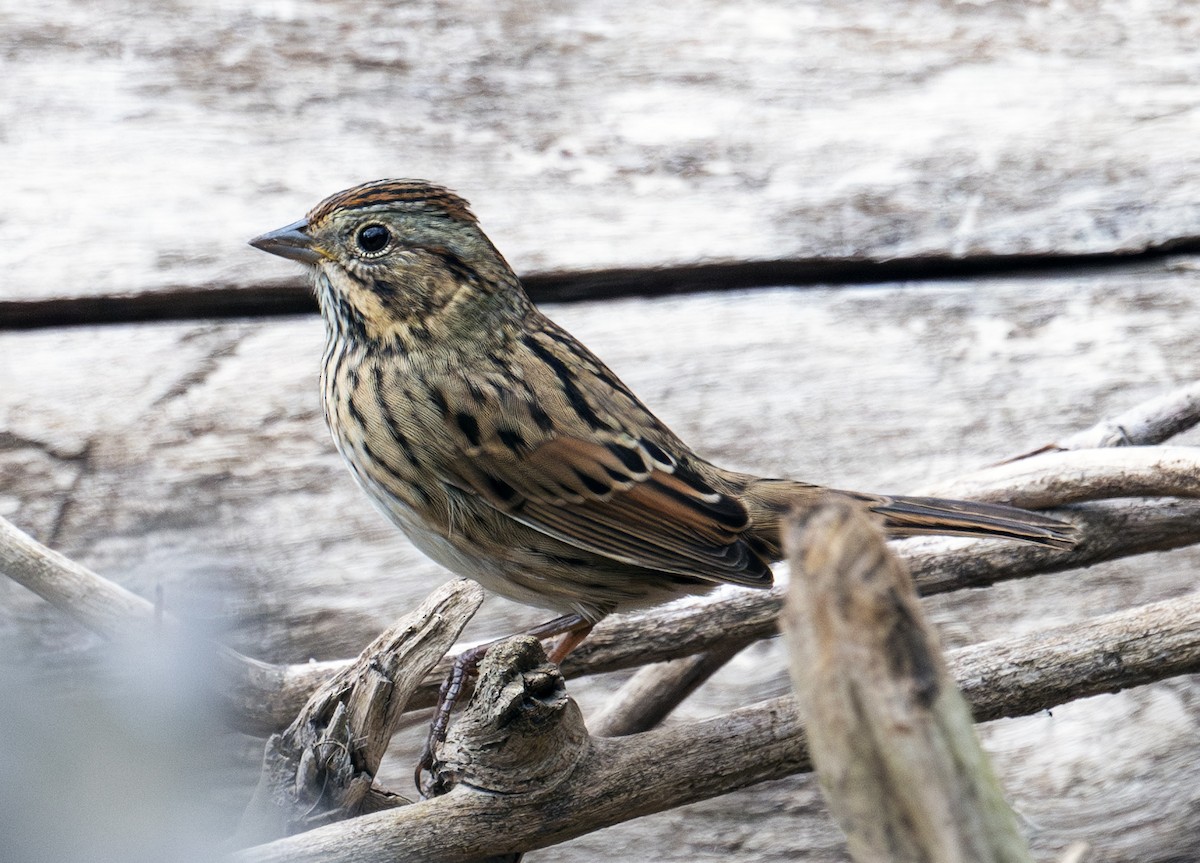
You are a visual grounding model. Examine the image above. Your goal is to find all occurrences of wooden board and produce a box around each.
[1,263,1198,860]
[4,1,1200,301]
[3,1,1199,858]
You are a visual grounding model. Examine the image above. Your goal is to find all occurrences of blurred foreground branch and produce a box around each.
[782,499,1031,863]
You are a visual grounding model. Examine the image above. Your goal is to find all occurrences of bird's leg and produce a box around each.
[416,612,593,796]
[545,618,595,664]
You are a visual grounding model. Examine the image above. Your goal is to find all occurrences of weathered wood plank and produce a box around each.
[5,1,1200,301]
[3,263,1196,657]
[2,265,1198,860]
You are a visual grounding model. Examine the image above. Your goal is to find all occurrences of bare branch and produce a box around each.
[236,579,483,844]
[782,499,1031,863]
[234,590,1200,863]
[901,496,1200,594]
[0,514,161,639]
[912,445,1200,507]
[1004,380,1200,460]
[952,591,1200,720]
[225,493,1200,732]
[589,636,757,737]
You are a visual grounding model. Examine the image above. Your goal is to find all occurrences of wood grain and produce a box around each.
[5,2,1200,301]
[4,3,1200,855]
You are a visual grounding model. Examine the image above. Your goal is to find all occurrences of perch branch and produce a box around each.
[4,495,1199,734]
[236,579,482,844]
[234,588,1200,862]
[782,499,1031,863]
[554,497,1200,688]
[393,497,1200,726]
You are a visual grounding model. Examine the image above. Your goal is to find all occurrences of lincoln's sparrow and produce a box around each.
[248,180,1075,792]
[251,178,1072,630]
[250,180,1073,781]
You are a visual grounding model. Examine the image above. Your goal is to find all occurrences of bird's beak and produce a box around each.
[249,219,325,264]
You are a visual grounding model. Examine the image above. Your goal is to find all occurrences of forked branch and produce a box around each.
[234,585,1200,862]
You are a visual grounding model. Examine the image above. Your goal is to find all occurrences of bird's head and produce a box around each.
[250,179,526,346]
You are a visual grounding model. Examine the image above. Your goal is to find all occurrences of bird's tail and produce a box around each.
[741,478,1077,557]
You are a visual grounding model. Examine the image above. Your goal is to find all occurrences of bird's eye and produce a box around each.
[355,223,391,256]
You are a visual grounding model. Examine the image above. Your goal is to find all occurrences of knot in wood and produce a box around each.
[439,636,589,795]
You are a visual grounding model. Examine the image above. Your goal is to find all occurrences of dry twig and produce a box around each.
[588,635,758,737]
[1002,380,1200,460]
[236,579,482,844]
[913,445,1200,506]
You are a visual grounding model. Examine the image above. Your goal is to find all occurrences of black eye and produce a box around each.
[355,224,391,255]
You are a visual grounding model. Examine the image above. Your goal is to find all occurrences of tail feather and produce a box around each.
[741,478,1078,553]
[848,492,1078,549]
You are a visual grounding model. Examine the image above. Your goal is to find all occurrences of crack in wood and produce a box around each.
[3,242,1199,331]
[151,327,250,407]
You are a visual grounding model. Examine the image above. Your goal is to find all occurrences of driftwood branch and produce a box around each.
[384,495,1200,729]
[912,445,1200,506]
[1003,380,1200,459]
[236,579,483,845]
[4,493,1199,736]
[435,637,590,795]
[234,588,1200,862]
[782,499,1030,863]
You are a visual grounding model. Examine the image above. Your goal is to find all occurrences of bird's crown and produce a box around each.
[306,179,477,227]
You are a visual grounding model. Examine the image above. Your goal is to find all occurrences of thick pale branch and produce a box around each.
[954,594,1200,720]
[434,637,589,796]
[219,654,351,736]
[782,500,1031,863]
[913,446,1200,506]
[235,590,1200,863]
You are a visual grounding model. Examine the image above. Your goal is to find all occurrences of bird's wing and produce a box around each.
[427,323,773,586]
[451,434,771,585]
